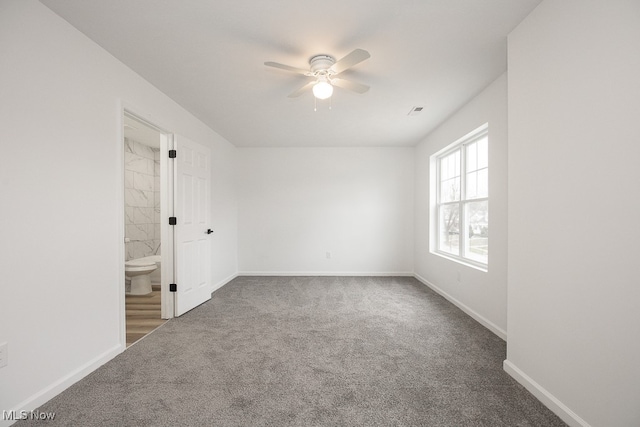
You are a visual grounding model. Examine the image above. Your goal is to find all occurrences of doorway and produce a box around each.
[120,110,214,347]
[123,112,170,346]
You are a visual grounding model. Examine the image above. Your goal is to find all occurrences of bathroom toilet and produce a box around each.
[125,259,158,295]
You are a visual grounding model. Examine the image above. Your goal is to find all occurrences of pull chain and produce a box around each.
[313,97,333,111]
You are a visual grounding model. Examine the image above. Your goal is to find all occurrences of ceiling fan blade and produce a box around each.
[331,49,371,74]
[264,61,309,75]
[288,80,315,98]
[331,77,370,94]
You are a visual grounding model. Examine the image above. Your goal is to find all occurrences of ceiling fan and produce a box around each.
[264,49,371,100]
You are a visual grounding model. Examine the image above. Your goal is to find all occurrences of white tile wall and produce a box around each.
[124,170,134,188]
[132,207,153,224]
[124,207,134,225]
[133,172,154,191]
[124,138,160,260]
[124,189,151,208]
[124,152,153,174]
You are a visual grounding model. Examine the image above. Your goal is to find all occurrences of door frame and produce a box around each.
[118,106,175,349]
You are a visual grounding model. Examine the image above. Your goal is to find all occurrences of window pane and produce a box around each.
[466,142,477,172]
[441,154,449,180]
[464,200,488,264]
[439,204,460,255]
[477,137,488,169]
[477,168,488,198]
[466,171,477,199]
[440,177,460,202]
[467,168,488,200]
[440,150,460,180]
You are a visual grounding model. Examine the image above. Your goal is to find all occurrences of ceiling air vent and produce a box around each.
[408,106,424,116]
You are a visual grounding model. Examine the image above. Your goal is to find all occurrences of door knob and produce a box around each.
[206,229,214,234]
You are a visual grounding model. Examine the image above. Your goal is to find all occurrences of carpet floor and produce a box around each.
[19,276,566,426]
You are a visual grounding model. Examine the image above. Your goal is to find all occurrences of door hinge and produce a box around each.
[169,149,177,158]
[169,283,177,292]
[169,217,177,225]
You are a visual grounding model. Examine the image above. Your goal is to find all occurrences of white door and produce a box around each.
[173,135,212,316]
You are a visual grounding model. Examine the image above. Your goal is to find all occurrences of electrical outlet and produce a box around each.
[326,251,332,259]
[0,342,7,368]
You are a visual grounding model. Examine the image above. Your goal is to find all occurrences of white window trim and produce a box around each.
[431,123,489,271]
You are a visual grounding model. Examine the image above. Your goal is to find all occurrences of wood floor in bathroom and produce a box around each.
[125,285,167,347]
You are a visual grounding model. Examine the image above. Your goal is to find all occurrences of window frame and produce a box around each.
[432,124,489,271]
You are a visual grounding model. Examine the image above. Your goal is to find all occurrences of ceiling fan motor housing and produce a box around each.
[309,55,336,74]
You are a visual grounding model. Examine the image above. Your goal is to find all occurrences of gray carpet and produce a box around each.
[20,276,566,426]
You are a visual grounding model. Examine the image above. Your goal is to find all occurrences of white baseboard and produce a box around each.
[413,273,507,340]
[211,271,239,293]
[503,360,590,427]
[237,271,414,277]
[1,344,123,427]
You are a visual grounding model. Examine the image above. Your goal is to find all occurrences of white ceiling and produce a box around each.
[40,0,540,147]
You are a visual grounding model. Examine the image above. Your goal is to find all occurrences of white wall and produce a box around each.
[238,147,414,275]
[0,0,237,419]
[505,1,640,426]
[211,136,239,289]
[414,73,508,338]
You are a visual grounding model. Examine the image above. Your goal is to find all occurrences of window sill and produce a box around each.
[431,251,488,272]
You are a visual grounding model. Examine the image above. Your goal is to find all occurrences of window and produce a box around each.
[432,124,488,269]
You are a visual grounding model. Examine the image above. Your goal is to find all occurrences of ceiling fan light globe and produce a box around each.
[313,81,333,99]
